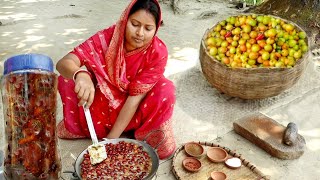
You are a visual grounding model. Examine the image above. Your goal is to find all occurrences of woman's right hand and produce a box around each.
[56,53,95,108]
[74,72,95,108]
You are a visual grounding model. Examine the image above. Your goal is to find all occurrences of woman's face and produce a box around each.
[125,9,157,52]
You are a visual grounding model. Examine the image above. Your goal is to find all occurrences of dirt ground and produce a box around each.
[1,0,320,179]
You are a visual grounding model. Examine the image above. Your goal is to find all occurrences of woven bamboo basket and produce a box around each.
[199,15,311,99]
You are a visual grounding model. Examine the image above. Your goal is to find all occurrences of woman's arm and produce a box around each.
[56,53,95,107]
[56,53,81,79]
[106,93,146,139]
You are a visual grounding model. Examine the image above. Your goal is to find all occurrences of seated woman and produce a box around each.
[56,0,176,160]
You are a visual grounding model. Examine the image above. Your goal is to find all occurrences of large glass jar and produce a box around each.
[1,54,61,179]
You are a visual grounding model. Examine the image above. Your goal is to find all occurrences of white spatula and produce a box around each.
[83,106,107,165]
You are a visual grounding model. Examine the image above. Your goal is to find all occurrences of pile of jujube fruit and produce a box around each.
[205,14,309,68]
[80,141,152,180]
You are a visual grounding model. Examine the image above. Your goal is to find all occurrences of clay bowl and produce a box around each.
[184,142,204,158]
[207,147,228,163]
[182,157,202,172]
[225,157,242,169]
[210,171,227,180]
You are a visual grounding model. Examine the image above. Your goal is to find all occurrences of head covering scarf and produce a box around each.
[97,0,163,108]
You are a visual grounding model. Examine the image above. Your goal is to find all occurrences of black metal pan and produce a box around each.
[74,130,165,180]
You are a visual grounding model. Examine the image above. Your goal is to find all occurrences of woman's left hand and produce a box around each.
[106,94,147,139]
[105,133,119,139]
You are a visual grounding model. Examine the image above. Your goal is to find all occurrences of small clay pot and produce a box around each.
[210,171,227,180]
[182,157,202,172]
[184,142,204,158]
[225,157,242,169]
[207,147,228,163]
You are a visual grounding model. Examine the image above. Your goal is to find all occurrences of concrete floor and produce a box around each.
[1,0,320,179]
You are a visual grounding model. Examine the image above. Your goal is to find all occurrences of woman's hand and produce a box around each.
[106,94,146,139]
[56,53,95,108]
[74,72,95,108]
[105,133,118,139]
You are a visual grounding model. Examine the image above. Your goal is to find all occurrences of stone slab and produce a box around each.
[233,112,306,160]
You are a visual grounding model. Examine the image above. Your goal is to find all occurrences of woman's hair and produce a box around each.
[129,0,160,26]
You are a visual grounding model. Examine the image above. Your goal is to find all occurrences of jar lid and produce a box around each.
[3,54,54,75]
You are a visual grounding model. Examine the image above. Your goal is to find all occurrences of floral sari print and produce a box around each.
[58,0,176,159]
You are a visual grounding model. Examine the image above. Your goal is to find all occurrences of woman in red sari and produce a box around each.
[56,0,176,159]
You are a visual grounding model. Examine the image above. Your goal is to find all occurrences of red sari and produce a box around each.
[58,0,176,159]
